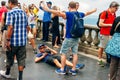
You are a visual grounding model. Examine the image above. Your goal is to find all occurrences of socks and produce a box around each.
[19,71,23,80]
[5,67,11,75]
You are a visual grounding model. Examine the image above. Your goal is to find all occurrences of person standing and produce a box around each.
[98,1,119,66]
[0,0,29,80]
[28,5,37,54]
[39,1,52,42]
[51,6,61,48]
[41,0,96,75]
[0,1,8,46]
[105,16,120,80]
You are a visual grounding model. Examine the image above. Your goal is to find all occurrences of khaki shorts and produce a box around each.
[98,35,110,48]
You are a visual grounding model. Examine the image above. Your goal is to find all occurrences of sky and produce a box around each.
[0,0,120,24]
[1,0,120,16]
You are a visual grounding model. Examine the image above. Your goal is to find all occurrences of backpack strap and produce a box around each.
[114,22,120,31]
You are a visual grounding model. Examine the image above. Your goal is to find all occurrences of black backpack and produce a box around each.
[70,12,84,38]
[96,11,108,28]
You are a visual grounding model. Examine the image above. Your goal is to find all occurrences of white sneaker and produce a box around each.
[0,70,11,78]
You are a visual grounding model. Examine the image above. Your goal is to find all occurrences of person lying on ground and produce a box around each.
[34,44,85,69]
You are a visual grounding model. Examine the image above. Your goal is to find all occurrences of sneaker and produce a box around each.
[55,68,66,75]
[33,49,37,54]
[97,60,104,67]
[69,69,77,76]
[0,70,11,78]
[76,64,85,69]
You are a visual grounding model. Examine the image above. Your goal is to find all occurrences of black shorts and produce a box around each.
[45,55,61,66]
[6,46,26,67]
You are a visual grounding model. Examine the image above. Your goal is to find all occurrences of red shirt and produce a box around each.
[100,10,116,35]
[0,6,8,22]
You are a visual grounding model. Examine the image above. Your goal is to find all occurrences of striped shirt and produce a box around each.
[6,7,28,46]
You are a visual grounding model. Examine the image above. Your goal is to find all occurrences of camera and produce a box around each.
[45,49,51,53]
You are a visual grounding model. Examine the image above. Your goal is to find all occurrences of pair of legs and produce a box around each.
[50,56,75,68]
[1,46,26,80]
[110,56,120,80]
[59,38,79,71]
[42,22,50,41]
[28,24,37,54]
[98,35,110,62]
[60,54,78,70]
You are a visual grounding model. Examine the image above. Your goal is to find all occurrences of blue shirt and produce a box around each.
[6,7,28,46]
[39,7,51,22]
[65,12,85,38]
[36,53,52,62]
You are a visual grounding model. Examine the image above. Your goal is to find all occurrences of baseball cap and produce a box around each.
[109,1,119,7]
[38,44,45,49]
[46,1,52,5]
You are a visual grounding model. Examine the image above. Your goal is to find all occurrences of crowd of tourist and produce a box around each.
[0,0,119,80]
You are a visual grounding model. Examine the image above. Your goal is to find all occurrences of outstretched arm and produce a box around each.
[85,8,97,16]
[40,0,66,19]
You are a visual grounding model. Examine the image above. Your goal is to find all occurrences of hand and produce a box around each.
[43,53,48,57]
[93,8,97,12]
[6,41,11,51]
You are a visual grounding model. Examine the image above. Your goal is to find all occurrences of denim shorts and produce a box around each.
[60,38,79,54]
[29,24,36,29]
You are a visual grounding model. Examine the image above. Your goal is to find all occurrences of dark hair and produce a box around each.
[8,0,18,5]
[1,1,6,6]
[69,1,76,9]
[109,1,119,8]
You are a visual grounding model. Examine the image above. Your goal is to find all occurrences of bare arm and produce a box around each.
[99,19,112,27]
[45,46,57,55]
[85,8,97,16]
[41,1,66,19]
[1,13,5,27]
[34,53,47,63]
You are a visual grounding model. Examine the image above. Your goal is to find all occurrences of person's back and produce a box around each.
[65,12,85,38]
[6,8,28,46]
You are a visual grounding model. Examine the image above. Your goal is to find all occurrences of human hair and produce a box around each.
[1,1,6,6]
[68,1,76,9]
[8,0,18,5]
[109,1,119,8]
[52,6,58,10]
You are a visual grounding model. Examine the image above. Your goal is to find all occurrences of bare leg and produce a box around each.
[72,54,78,70]
[98,47,104,59]
[65,60,73,67]
[61,54,66,70]
[53,36,59,48]
[54,59,73,68]
[53,59,61,68]
[29,38,36,49]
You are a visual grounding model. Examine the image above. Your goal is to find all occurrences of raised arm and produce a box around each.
[40,1,66,19]
[45,46,58,55]
[85,8,97,16]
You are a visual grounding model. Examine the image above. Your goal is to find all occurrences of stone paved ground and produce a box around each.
[0,41,109,80]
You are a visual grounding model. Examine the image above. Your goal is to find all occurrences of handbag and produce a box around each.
[105,22,120,57]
